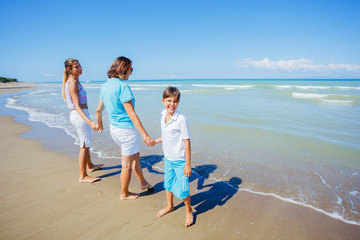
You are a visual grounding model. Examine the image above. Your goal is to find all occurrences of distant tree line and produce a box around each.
[0,77,18,83]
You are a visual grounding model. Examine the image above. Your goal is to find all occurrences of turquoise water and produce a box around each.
[5,79,360,224]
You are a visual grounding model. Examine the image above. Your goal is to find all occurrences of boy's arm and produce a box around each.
[155,137,162,144]
[184,139,192,177]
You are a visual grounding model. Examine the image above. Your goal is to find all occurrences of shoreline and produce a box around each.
[0,82,36,94]
[1,87,360,239]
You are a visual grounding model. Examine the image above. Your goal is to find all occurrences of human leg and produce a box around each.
[86,151,103,172]
[120,154,139,200]
[78,146,99,183]
[183,195,193,227]
[157,190,174,217]
[131,152,153,190]
[109,127,141,199]
[70,110,100,183]
[88,164,103,172]
[157,158,176,217]
[83,120,103,172]
[165,158,192,225]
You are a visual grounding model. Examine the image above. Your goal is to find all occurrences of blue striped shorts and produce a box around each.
[163,157,190,199]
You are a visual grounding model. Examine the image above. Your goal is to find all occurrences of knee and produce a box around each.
[121,162,132,172]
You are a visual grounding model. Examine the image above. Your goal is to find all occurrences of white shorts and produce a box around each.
[70,109,92,148]
[110,124,140,156]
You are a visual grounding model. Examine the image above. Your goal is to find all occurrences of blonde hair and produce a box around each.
[62,58,79,100]
[107,56,132,80]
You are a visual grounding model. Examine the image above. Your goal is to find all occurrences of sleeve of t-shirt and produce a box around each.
[120,85,134,104]
[179,118,190,140]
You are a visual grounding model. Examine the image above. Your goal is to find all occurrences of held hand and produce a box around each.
[143,136,156,147]
[149,138,156,146]
[90,122,98,131]
[184,165,192,177]
[145,137,156,147]
[97,123,103,133]
[143,136,149,145]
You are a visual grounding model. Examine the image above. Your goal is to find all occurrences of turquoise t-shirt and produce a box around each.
[100,78,135,129]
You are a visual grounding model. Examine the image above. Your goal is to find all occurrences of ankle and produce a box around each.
[79,174,88,179]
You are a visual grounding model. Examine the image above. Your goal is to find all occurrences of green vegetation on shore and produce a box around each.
[0,77,18,83]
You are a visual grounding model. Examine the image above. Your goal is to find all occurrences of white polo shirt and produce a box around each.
[161,110,190,161]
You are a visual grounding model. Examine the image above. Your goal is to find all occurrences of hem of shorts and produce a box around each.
[79,141,91,148]
[164,187,190,199]
[121,150,139,156]
[109,123,135,129]
[176,194,190,200]
[164,156,186,162]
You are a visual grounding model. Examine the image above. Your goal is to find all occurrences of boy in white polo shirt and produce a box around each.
[154,86,193,227]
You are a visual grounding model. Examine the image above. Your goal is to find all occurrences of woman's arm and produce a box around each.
[123,100,156,146]
[68,81,98,130]
[96,100,104,133]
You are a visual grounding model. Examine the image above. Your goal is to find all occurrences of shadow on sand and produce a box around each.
[97,154,164,179]
[191,177,242,218]
[97,155,242,220]
[96,164,122,179]
[174,164,242,224]
[139,155,165,196]
[96,155,164,196]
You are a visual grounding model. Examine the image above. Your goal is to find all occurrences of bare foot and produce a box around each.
[141,183,154,191]
[89,164,104,172]
[157,207,174,217]
[185,211,194,227]
[79,176,100,183]
[120,192,140,200]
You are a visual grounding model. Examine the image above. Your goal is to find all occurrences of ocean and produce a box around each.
[3,79,360,225]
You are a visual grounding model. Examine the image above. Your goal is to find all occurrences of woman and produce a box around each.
[96,56,154,200]
[62,58,103,183]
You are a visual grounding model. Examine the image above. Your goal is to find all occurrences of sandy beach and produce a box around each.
[0,82,35,94]
[1,86,360,240]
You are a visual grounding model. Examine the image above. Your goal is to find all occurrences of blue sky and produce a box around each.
[1,0,359,82]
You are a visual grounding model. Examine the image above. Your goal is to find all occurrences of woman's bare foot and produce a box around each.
[120,192,140,200]
[185,212,194,227]
[79,176,100,183]
[141,183,154,191]
[157,207,174,217]
[89,164,104,172]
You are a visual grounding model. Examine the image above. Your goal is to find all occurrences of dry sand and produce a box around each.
[1,87,360,240]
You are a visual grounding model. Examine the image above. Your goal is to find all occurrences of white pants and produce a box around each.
[70,109,92,148]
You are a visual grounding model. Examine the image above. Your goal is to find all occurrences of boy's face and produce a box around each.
[162,96,179,115]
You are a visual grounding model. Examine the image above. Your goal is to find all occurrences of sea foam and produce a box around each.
[192,84,254,89]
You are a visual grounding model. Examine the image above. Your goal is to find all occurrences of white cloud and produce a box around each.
[236,58,360,77]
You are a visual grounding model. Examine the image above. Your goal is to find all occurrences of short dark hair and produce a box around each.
[107,56,132,79]
[163,86,181,101]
